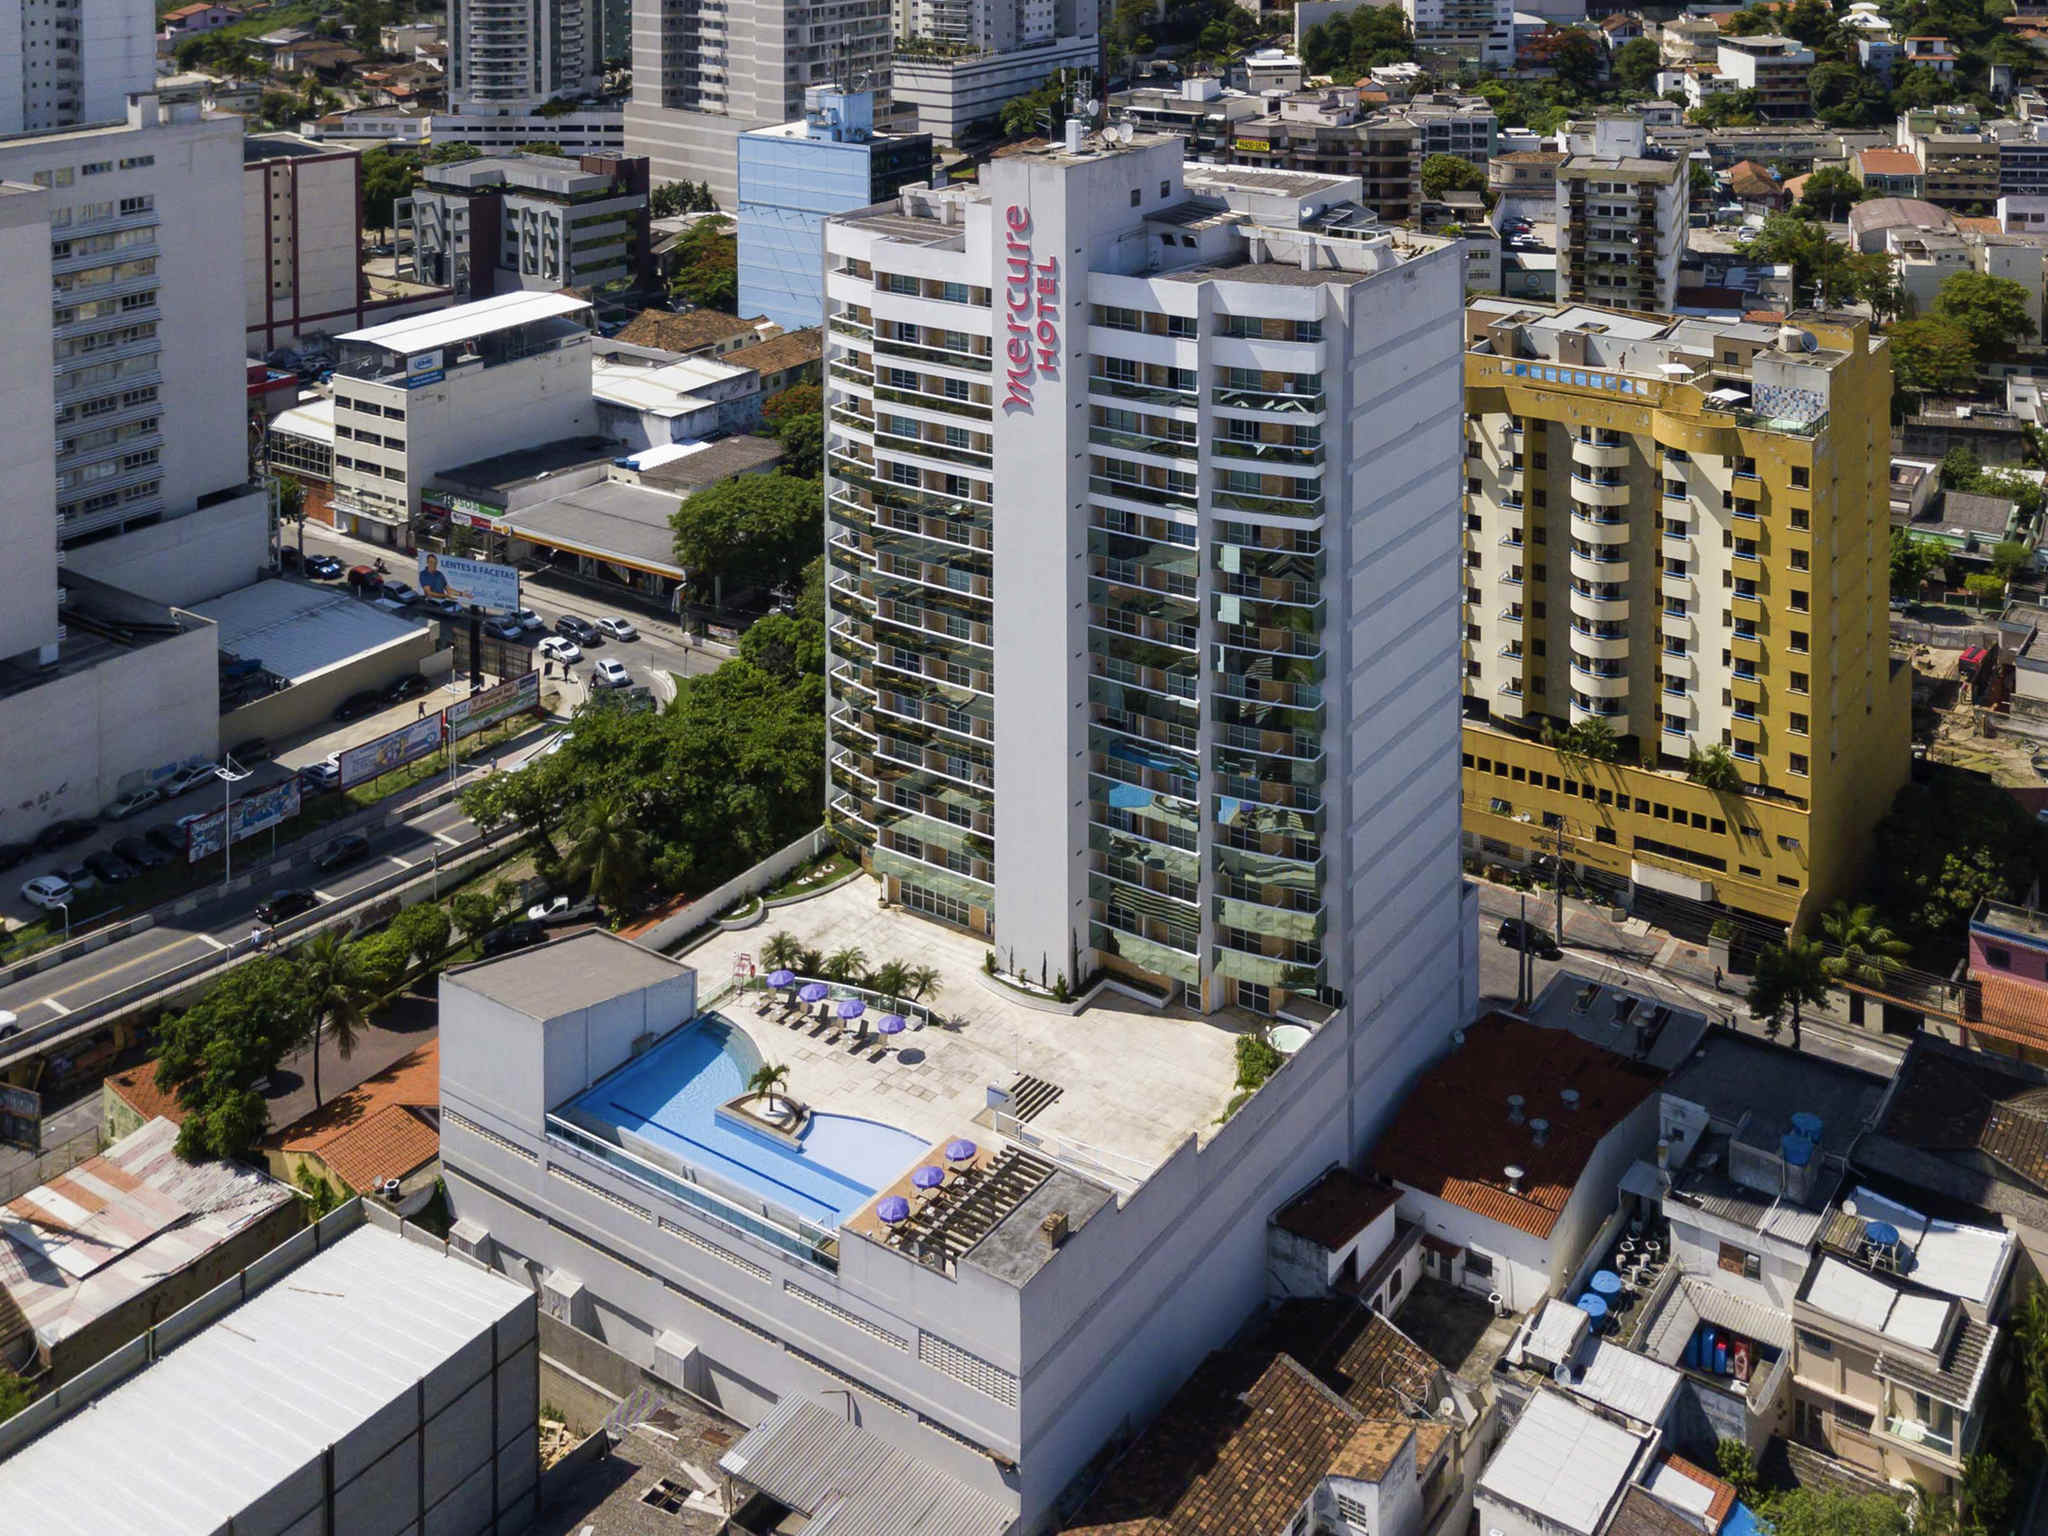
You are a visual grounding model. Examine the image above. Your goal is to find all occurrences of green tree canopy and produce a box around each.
[1873,769,2048,954]
[1931,270,2036,358]
[1796,165,1869,221]
[667,216,737,311]
[1689,88,1761,127]
[1747,937,1831,1048]
[361,146,420,234]
[771,411,822,479]
[1421,152,1486,200]
[1612,36,1662,93]
[1741,215,1852,305]
[1890,528,1945,595]
[1889,318,1978,400]
[670,473,821,601]
[153,957,310,1162]
[761,383,822,427]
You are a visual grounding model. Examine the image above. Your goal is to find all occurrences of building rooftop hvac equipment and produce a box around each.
[337,289,592,355]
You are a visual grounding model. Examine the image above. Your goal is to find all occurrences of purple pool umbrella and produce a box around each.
[767,969,795,988]
[944,1138,977,1163]
[836,998,866,1019]
[798,981,830,1003]
[877,1195,911,1224]
[877,1013,906,1037]
[912,1165,945,1190]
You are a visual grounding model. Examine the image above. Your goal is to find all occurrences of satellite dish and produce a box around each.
[1438,1397,1458,1418]
[1118,122,1135,144]
[1554,1364,1575,1386]
[1082,97,1100,117]
[1842,1197,1858,1217]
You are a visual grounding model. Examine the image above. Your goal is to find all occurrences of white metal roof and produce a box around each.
[191,579,424,682]
[1479,1389,1644,1536]
[0,1222,531,1535]
[1806,1255,1949,1349]
[1524,1297,1589,1368]
[269,396,335,444]
[337,289,590,353]
[1843,1186,2012,1306]
[1570,1339,1682,1427]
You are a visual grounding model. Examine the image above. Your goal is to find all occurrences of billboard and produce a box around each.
[0,1085,39,1153]
[186,778,304,862]
[449,670,542,741]
[404,348,444,389]
[417,550,520,613]
[338,713,446,790]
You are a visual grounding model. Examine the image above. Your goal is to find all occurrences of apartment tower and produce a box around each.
[1459,301,1910,928]
[0,0,154,135]
[822,133,1477,1036]
[448,0,601,116]
[1555,118,1685,316]
[625,0,892,205]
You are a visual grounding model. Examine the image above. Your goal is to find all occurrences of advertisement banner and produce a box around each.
[404,349,444,389]
[448,670,542,741]
[186,778,304,863]
[338,714,446,790]
[417,550,520,613]
[0,1085,39,1153]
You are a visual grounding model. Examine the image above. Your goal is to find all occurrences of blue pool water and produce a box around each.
[569,1013,930,1228]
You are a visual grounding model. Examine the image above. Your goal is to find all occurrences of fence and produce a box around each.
[0,1125,101,1203]
[637,828,834,953]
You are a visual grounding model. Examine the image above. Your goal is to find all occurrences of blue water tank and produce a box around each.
[1684,1326,1701,1370]
[1781,1131,1814,1167]
[1790,1110,1824,1141]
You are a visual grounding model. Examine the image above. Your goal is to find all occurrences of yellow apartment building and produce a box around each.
[1459,301,1910,930]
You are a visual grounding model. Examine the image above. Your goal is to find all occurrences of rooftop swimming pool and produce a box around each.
[565,1013,930,1229]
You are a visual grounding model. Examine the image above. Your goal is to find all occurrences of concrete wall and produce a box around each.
[0,183,58,661]
[64,490,271,606]
[216,625,440,746]
[245,147,366,355]
[0,617,218,844]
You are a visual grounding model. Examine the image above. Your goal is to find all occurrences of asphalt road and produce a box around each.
[0,796,476,1040]
[292,525,727,699]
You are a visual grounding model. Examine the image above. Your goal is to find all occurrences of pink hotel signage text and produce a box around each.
[1002,203,1059,413]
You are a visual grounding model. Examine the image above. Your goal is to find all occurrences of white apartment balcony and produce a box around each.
[1570,548,1629,584]
[1571,663,1631,698]
[1570,622,1630,661]
[1571,473,1631,508]
[1662,570,1694,603]
[1571,438,1629,471]
[1570,583,1629,623]
[1571,694,1628,721]
[1570,509,1629,545]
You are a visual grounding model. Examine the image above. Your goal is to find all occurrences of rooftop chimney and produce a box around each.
[1040,1210,1069,1252]
[1530,1117,1550,1148]
[1561,1088,1581,1113]
[1504,1164,1525,1195]
[1508,1094,1526,1126]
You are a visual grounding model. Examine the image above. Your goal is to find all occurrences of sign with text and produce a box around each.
[1001,202,1059,414]
[0,1085,39,1154]
[448,669,541,741]
[186,778,304,862]
[404,348,444,389]
[338,714,446,790]
[417,550,519,612]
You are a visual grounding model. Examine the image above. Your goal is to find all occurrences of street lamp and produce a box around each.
[216,752,255,886]
[54,900,69,943]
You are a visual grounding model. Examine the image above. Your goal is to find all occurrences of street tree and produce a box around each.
[1421,152,1485,200]
[1932,270,2036,359]
[669,473,821,604]
[1818,901,1910,987]
[1888,319,1978,401]
[153,957,309,1162]
[1748,937,1831,1049]
[292,929,377,1107]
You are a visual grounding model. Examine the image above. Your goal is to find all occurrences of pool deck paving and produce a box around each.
[676,875,1250,1182]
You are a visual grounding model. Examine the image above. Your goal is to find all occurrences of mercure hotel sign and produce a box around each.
[1002,204,1059,413]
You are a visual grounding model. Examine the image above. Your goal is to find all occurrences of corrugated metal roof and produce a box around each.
[1641,1275,1792,1365]
[1878,1317,1995,1409]
[338,289,589,352]
[0,1221,532,1534]
[719,1397,1011,1536]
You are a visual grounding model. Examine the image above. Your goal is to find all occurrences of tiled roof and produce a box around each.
[1659,1455,1738,1529]
[1880,1039,2048,1189]
[1329,1420,1413,1481]
[105,1060,187,1126]
[1254,1299,1442,1419]
[272,1039,438,1193]
[1272,1166,1400,1250]
[1726,160,1782,197]
[1611,1486,1699,1536]
[1972,973,2048,1056]
[1062,1353,1363,1535]
[1371,1013,1660,1239]
[615,307,763,354]
[1858,148,1923,176]
[724,328,824,377]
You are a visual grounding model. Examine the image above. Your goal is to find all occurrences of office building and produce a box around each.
[821,133,1477,1032]
[328,292,599,545]
[0,0,154,135]
[244,132,367,356]
[1459,302,1910,928]
[1714,36,1815,119]
[399,150,651,300]
[0,1205,541,1536]
[737,87,933,330]
[625,0,893,206]
[1555,118,1685,315]
[893,33,1101,146]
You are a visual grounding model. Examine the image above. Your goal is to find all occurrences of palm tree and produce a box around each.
[294,930,375,1107]
[906,964,943,1003]
[1747,937,1831,1050]
[566,796,646,919]
[868,960,912,1004]
[822,946,868,984]
[761,931,803,971]
[1819,901,1911,986]
[747,1062,791,1117]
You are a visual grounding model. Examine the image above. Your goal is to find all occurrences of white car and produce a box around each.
[590,658,631,689]
[20,875,72,909]
[162,761,217,797]
[514,607,547,634]
[537,636,582,665]
[101,786,164,821]
[596,616,639,642]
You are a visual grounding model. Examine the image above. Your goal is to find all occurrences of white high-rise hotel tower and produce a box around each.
[822,130,1478,1045]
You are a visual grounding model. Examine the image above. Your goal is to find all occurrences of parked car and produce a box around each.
[112,835,169,871]
[305,554,346,580]
[347,565,382,592]
[537,636,582,665]
[527,894,599,928]
[256,888,320,924]
[312,832,371,872]
[554,614,600,645]
[1496,917,1560,959]
[590,658,632,689]
[229,737,273,763]
[34,818,96,852]
[101,786,164,821]
[19,875,72,910]
[382,673,429,702]
[298,757,341,792]
[162,761,218,797]
[486,616,526,641]
[480,919,548,957]
[332,690,384,722]
[514,607,547,634]
[54,864,96,895]
[595,616,639,642]
[145,824,188,857]
[422,596,465,618]
[379,580,419,605]
[83,849,139,883]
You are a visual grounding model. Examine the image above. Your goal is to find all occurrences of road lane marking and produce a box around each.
[196,934,226,951]
[386,855,413,871]
[433,830,462,848]
[42,933,206,1004]
[35,998,70,1017]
